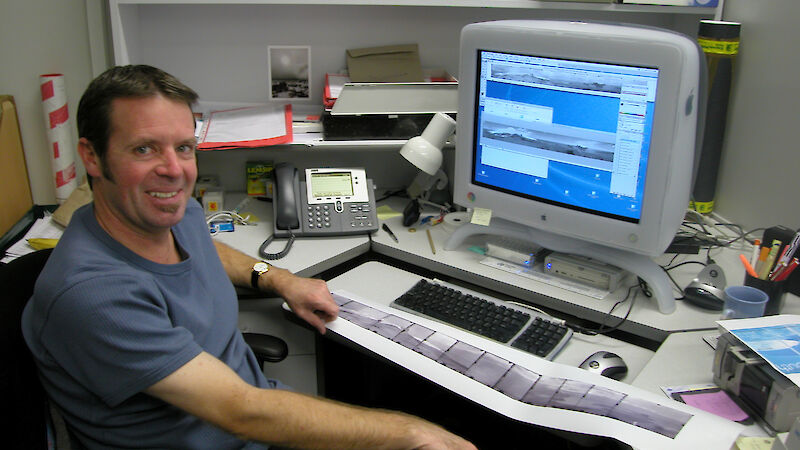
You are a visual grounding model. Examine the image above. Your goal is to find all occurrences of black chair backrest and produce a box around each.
[0,248,287,450]
[1,248,54,449]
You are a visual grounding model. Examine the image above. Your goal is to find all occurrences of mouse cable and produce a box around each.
[660,260,712,301]
[258,230,295,260]
[374,188,407,203]
[567,281,639,336]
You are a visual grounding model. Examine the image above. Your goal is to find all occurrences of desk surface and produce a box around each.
[217,194,751,446]
[323,260,743,449]
[326,259,655,380]
[371,198,800,342]
[632,330,769,438]
[217,193,799,344]
[211,195,370,278]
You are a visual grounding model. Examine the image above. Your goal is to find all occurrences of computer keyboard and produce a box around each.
[390,279,572,360]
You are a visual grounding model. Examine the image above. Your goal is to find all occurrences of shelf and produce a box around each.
[110,0,715,14]
[196,136,455,152]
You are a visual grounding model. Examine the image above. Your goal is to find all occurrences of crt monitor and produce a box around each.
[447,20,705,314]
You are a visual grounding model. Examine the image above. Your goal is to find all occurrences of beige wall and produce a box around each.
[714,0,800,231]
[0,0,104,206]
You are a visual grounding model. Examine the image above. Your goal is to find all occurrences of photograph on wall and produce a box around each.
[268,46,311,100]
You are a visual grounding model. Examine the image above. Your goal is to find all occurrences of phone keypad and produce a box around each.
[308,205,332,228]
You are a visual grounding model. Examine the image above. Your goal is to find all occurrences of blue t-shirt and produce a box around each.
[22,200,270,449]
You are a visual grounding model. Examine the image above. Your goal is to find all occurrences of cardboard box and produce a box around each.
[0,95,33,237]
[346,44,424,83]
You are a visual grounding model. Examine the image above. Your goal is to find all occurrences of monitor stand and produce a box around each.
[443,218,676,314]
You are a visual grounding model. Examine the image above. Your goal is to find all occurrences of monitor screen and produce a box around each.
[310,171,354,198]
[473,51,659,224]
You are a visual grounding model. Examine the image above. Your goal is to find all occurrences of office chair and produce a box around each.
[1,248,288,449]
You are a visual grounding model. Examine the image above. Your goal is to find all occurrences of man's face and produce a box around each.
[84,94,197,237]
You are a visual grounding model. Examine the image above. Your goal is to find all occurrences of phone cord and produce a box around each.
[258,231,295,260]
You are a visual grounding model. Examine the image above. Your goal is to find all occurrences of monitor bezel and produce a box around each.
[454,20,701,257]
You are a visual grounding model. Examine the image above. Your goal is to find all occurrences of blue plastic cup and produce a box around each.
[721,285,769,319]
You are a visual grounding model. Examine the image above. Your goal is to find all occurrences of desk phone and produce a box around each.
[272,163,378,237]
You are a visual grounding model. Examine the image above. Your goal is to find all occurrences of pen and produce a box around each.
[739,254,759,278]
[382,223,399,243]
[769,245,791,280]
[759,240,782,280]
[774,258,799,282]
[750,239,761,267]
[426,228,436,255]
[754,245,771,279]
[777,230,800,267]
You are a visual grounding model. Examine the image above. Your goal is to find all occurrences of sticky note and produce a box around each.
[471,208,492,226]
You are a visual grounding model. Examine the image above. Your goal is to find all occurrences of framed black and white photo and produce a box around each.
[268,46,311,100]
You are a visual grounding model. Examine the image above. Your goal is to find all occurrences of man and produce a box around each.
[22,65,474,449]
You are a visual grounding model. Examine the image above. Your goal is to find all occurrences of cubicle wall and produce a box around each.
[109,2,714,193]
[112,4,709,105]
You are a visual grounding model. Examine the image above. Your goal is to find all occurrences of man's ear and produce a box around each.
[77,138,102,179]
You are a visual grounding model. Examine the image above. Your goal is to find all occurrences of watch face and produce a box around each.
[254,262,269,273]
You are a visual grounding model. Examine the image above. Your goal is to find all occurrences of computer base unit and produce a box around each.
[543,253,626,292]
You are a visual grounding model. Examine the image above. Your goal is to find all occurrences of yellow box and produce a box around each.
[246,161,274,197]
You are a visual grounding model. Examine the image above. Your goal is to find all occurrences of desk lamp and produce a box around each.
[399,112,456,225]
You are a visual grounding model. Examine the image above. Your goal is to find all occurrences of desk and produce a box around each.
[632,330,769,439]
[632,330,718,395]
[371,198,800,343]
[211,195,371,278]
[325,260,655,380]
[215,193,791,447]
[319,261,743,449]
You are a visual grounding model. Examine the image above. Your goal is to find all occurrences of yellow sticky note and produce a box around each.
[470,208,492,226]
[734,436,774,450]
[377,205,402,221]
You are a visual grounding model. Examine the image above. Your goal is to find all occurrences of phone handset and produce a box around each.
[259,162,299,260]
[272,162,300,231]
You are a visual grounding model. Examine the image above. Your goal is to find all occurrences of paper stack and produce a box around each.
[197,104,293,150]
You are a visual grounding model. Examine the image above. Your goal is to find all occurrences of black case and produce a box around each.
[321,111,455,141]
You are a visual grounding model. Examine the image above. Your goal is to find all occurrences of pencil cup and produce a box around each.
[721,285,768,320]
[744,274,787,316]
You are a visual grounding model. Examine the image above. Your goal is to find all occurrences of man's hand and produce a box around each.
[212,241,338,334]
[268,269,338,334]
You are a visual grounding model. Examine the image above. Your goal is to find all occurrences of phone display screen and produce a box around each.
[309,172,354,198]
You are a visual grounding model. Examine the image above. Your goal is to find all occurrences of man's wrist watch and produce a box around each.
[251,261,271,290]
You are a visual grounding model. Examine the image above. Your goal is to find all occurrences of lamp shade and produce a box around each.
[399,112,456,175]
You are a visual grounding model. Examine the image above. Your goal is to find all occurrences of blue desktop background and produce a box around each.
[473,80,655,222]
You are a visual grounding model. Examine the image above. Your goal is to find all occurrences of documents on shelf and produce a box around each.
[197,104,292,150]
[324,73,349,108]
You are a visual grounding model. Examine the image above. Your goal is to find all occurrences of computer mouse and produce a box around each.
[579,351,628,380]
[683,264,726,311]
[683,284,725,310]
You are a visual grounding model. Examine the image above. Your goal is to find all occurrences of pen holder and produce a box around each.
[744,274,787,316]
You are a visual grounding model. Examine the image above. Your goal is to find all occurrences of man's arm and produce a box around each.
[212,241,337,334]
[146,351,475,449]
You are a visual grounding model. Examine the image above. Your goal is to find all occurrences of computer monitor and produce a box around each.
[446,20,705,314]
